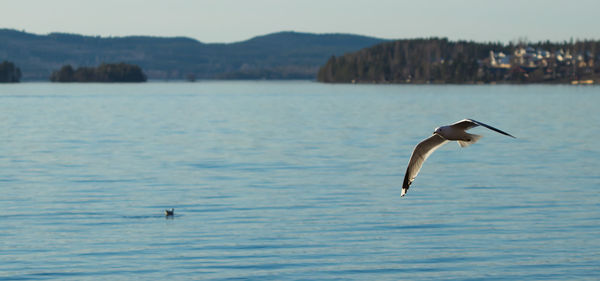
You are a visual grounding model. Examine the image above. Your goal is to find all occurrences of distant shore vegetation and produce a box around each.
[0,61,22,83]
[317,38,600,84]
[50,63,147,82]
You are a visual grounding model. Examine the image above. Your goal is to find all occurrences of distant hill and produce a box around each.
[317,38,600,84]
[0,29,387,80]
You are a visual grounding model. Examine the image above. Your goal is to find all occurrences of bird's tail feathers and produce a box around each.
[457,133,482,147]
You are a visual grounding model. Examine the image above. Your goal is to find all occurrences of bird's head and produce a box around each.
[433,127,442,135]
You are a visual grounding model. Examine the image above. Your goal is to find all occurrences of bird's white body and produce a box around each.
[401,119,515,197]
[435,125,482,147]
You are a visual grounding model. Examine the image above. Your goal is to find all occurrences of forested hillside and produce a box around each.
[0,29,386,80]
[317,38,600,84]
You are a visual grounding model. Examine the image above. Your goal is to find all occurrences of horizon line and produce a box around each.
[2,27,599,45]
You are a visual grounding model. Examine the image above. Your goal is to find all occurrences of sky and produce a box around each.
[2,0,599,43]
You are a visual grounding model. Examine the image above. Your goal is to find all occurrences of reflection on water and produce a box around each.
[1,82,599,280]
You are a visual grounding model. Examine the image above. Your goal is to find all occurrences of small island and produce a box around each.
[0,61,22,83]
[50,62,147,82]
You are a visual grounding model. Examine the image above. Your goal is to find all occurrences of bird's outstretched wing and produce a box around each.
[450,119,515,138]
[402,134,448,197]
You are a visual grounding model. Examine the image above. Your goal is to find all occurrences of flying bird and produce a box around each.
[402,119,515,197]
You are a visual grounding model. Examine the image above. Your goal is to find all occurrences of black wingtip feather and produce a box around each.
[467,119,516,138]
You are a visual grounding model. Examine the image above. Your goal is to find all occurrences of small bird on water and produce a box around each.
[165,208,174,216]
[402,119,515,197]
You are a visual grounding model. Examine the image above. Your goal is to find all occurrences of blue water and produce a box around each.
[1,81,599,280]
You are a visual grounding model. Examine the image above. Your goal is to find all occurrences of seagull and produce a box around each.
[401,119,515,197]
[165,208,174,216]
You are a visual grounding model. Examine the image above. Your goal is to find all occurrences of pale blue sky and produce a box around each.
[2,0,598,43]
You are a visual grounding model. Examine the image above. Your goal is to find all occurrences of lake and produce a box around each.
[1,81,599,280]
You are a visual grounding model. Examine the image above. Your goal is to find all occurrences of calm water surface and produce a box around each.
[1,81,599,280]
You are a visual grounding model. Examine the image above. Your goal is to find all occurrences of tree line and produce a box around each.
[50,63,147,82]
[0,61,21,82]
[317,38,600,84]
